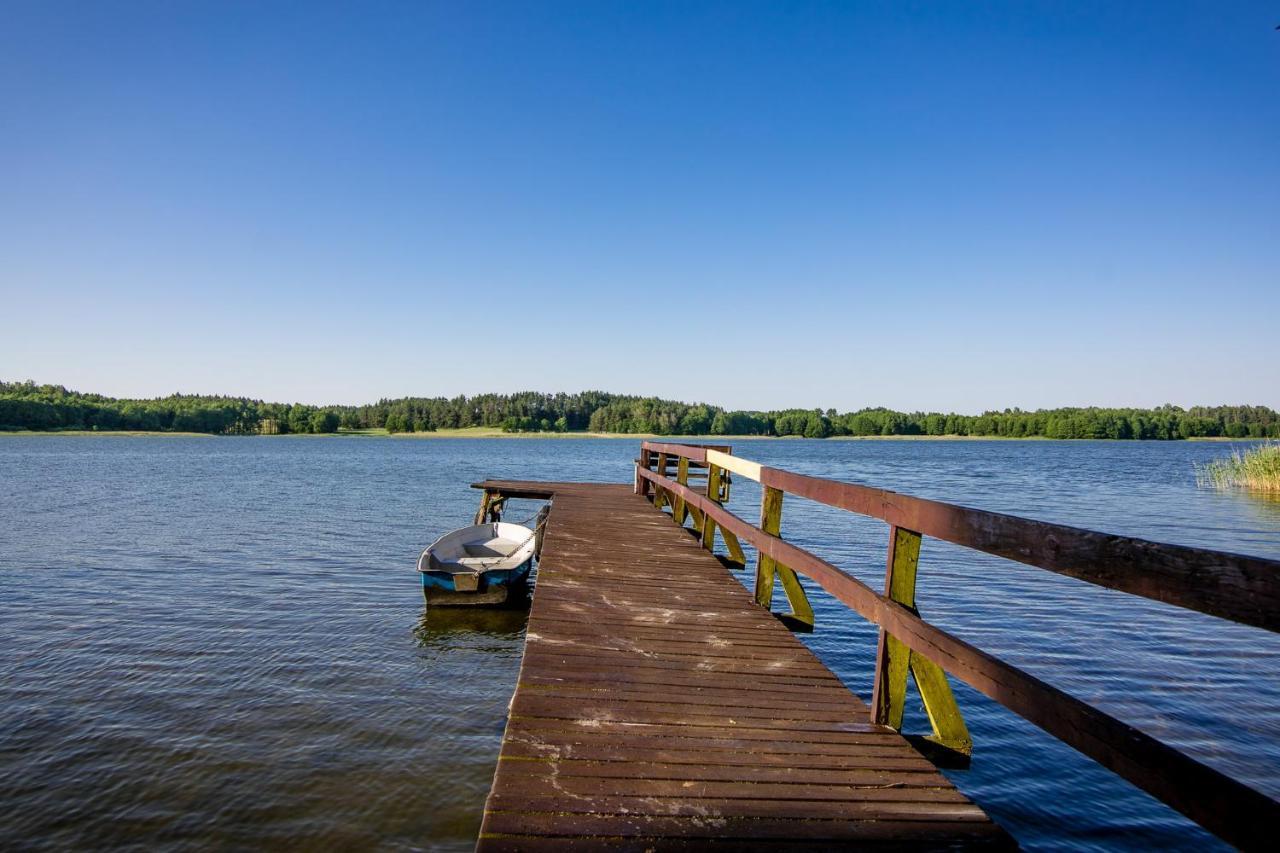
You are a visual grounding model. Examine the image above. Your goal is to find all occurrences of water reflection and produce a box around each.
[3,437,1277,852]
[413,606,530,649]
[1238,489,1280,507]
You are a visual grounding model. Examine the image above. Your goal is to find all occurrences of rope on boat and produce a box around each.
[466,504,550,569]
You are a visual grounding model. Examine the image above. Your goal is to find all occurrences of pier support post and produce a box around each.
[871,526,972,762]
[474,490,506,525]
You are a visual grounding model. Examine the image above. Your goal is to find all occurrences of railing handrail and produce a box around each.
[639,440,1280,632]
[635,442,1280,850]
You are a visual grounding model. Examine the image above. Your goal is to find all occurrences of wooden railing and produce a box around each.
[635,441,1280,850]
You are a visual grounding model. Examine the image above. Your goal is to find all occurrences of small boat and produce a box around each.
[417,510,546,606]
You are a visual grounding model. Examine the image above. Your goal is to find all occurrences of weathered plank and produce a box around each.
[473,480,1010,850]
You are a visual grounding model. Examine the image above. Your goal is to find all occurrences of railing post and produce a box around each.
[871,525,971,760]
[715,467,731,503]
[673,456,690,525]
[754,487,783,608]
[753,486,814,629]
[636,446,651,496]
[700,464,721,551]
[653,452,669,511]
[698,462,746,567]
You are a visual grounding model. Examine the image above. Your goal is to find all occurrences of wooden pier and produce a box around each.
[468,444,1280,851]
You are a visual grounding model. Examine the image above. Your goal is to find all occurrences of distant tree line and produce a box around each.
[2,381,1277,440]
[0,382,340,435]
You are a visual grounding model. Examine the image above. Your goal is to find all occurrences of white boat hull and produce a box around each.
[417,521,537,606]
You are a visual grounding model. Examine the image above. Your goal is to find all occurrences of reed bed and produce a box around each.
[1196,443,1280,495]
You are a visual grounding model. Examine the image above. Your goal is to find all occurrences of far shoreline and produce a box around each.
[0,428,1268,442]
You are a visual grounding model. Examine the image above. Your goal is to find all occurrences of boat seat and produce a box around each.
[462,539,523,558]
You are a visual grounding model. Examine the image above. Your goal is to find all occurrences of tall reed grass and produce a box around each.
[1196,443,1280,495]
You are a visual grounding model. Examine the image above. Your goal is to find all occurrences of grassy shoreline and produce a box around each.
[1196,443,1280,495]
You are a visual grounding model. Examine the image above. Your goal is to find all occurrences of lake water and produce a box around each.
[1,436,1277,851]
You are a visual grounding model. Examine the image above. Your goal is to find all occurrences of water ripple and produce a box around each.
[1,437,1277,850]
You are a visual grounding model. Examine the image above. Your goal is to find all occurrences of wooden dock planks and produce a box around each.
[473,481,1011,851]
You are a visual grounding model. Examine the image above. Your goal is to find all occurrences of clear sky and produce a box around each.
[2,2,1277,412]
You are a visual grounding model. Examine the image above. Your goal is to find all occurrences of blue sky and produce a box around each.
[2,2,1277,411]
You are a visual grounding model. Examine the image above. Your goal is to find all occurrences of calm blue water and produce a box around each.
[1,436,1277,851]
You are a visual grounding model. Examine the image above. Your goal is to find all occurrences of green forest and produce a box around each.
[2,381,1277,439]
